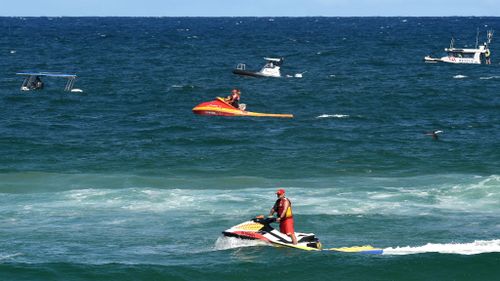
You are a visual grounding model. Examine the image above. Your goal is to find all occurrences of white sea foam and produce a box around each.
[479,75,500,80]
[67,189,109,200]
[213,236,267,251]
[171,84,194,89]
[383,239,500,255]
[51,175,500,215]
[316,114,349,119]
[453,74,467,79]
[2,174,499,217]
[2,174,499,263]
[368,193,395,199]
[0,252,22,261]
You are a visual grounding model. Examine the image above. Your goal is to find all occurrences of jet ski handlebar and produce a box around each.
[252,216,277,224]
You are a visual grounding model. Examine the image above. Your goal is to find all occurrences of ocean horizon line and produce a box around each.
[1,15,500,18]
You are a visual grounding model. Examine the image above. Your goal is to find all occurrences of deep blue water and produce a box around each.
[1,17,499,280]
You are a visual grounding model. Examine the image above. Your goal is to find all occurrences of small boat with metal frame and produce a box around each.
[16,72,83,92]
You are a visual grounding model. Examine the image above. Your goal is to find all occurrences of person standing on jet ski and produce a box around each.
[225,88,241,108]
[269,189,298,245]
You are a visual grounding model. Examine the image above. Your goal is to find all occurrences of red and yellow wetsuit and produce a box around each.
[275,198,294,235]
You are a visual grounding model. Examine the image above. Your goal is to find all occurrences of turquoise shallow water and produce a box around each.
[0,17,500,280]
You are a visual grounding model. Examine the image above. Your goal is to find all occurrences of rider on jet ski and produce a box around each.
[225,88,241,108]
[270,189,298,245]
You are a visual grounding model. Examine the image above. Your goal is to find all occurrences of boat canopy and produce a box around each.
[16,72,77,78]
[445,48,484,54]
[263,57,282,62]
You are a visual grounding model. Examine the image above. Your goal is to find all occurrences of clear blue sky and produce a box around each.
[1,0,498,17]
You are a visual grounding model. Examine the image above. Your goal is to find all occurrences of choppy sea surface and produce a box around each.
[1,17,499,280]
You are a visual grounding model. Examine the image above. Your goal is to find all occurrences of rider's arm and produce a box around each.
[270,199,279,216]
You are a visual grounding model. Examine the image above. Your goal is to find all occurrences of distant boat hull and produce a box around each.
[192,98,293,118]
[232,69,278,78]
[424,55,481,64]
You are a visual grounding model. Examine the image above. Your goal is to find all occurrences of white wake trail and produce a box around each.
[383,239,500,255]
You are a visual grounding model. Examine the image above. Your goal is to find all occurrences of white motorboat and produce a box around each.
[424,30,493,65]
[233,57,283,78]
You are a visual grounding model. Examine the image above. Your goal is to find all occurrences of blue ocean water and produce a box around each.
[0,17,500,280]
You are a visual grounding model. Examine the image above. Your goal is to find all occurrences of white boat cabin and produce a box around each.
[258,57,283,78]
